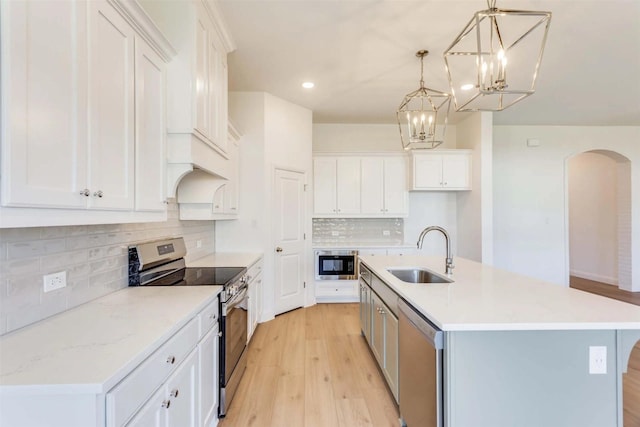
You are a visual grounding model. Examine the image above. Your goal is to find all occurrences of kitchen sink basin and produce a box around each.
[387,267,453,284]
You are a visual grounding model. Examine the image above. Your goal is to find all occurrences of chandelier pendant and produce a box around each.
[397,50,452,150]
[443,0,551,112]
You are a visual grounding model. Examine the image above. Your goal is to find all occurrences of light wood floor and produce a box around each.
[219,303,399,427]
[570,276,640,427]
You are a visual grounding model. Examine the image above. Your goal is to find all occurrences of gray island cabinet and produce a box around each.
[359,255,640,427]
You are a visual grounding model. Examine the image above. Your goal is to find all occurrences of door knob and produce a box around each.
[275,247,283,253]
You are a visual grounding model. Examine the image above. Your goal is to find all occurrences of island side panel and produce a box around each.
[445,330,618,427]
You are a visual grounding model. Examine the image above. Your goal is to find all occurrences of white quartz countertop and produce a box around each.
[360,255,640,331]
[0,286,221,393]
[187,252,263,268]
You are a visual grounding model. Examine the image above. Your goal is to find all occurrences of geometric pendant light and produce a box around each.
[443,0,551,112]
[397,50,451,150]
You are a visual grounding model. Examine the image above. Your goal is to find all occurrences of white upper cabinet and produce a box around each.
[361,156,408,217]
[1,0,88,209]
[88,1,136,210]
[162,0,232,154]
[411,150,472,191]
[135,36,167,212]
[314,155,408,218]
[0,0,175,227]
[313,157,361,215]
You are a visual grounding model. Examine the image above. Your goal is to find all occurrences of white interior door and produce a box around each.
[274,168,306,315]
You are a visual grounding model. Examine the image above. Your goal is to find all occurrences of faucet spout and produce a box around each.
[416,226,454,275]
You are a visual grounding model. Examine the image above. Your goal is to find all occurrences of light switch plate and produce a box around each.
[589,346,607,374]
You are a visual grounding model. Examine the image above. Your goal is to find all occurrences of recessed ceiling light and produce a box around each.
[302,82,315,89]
[461,83,475,91]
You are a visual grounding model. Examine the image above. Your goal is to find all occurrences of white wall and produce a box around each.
[313,123,457,153]
[312,123,460,255]
[217,92,313,319]
[493,126,640,290]
[455,112,493,263]
[568,152,618,285]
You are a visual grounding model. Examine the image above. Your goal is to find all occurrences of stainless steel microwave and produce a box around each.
[314,250,358,280]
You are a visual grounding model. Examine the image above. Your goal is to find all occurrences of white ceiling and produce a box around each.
[217,1,640,126]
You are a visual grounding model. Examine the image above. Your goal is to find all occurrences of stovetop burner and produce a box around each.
[150,266,246,287]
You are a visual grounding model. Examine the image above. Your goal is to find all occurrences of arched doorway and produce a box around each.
[567,150,632,291]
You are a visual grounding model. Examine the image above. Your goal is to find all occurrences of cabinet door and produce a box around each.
[199,328,218,427]
[383,157,408,216]
[336,157,361,214]
[413,154,443,189]
[313,158,337,214]
[134,37,166,212]
[360,157,385,215]
[194,4,209,138]
[442,153,471,189]
[1,1,87,208]
[126,385,167,427]
[223,140,239,214]
[370,293,385,366]
[384,310,399,402]
[359,282,371,343]
[88,1,135,210]
[165,349,198,427]
[209,43,228,152]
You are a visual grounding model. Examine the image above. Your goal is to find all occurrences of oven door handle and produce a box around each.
[223,287,248,315]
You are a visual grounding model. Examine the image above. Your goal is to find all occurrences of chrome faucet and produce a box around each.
[417,226,454,275]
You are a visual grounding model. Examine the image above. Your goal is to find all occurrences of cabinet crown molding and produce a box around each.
[202,0,237,53]
[108,0,177,61]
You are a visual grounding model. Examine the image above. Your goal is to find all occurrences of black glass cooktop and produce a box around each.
[145,267,246,287]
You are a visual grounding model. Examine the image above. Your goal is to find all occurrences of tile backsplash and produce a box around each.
[0,201,215,336]
[312,218,403,245]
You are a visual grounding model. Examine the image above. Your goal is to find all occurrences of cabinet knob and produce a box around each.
[443,182,448,186]
[80,189,90,197]
[93,190,103,198]
[162,400,171,409]
[166,356,176,364]
[209,313,216,320]
[170,389,179,398]
[275,247,283,253]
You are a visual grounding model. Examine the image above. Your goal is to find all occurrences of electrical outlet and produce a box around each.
[43,271,67,293]
[382,230,391,236]
[196,239,202,248]
[589,346,607,374]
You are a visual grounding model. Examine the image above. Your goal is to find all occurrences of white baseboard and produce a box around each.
[570,269,618,286]
[315,295,359,303]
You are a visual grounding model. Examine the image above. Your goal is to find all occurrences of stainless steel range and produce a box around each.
[128,237,249,418]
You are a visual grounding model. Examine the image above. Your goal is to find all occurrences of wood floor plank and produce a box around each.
[336,397,374,427]
[270,373,305,427]
[305,338,340,427]
[220,304,401,427]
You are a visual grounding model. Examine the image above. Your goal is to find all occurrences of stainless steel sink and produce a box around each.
[387,267,453,284]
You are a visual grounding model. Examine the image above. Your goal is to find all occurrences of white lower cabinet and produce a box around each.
[106,299,219,427]
[198,326,219,427]
[127,349,198,427]
[247,257,264,343]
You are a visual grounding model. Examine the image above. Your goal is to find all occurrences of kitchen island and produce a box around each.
[359,255,640,427]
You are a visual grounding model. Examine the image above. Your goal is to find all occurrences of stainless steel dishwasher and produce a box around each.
[398,298,444,427]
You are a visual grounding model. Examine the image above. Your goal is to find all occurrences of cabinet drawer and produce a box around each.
[246,259,263,283]
[198,299,219,339]
[106,317,199,427]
